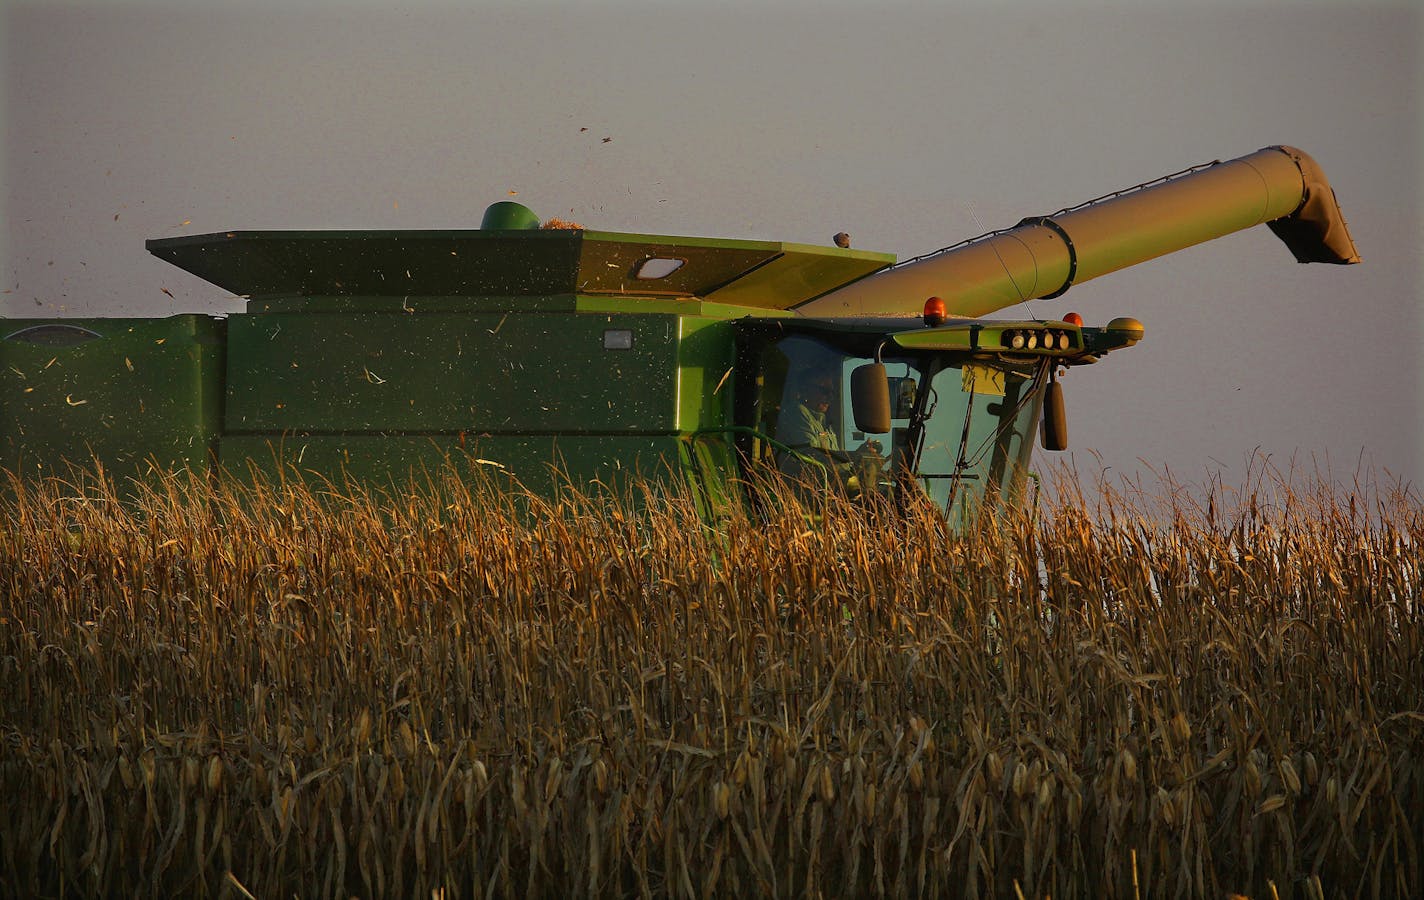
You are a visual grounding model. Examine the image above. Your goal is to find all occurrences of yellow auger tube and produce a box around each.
[801,145,1359,319]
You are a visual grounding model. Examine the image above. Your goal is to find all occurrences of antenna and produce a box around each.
[966,202,1040,323]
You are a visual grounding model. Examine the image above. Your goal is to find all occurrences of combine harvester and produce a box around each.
[1,146,1358,516]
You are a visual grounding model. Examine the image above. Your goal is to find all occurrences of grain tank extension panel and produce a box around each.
[147,229,891,309]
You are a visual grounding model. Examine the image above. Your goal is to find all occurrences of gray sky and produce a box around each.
[4,0,1420,487]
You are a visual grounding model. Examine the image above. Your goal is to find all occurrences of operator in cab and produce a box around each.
[780,374,840,460]
[776,372,884,492]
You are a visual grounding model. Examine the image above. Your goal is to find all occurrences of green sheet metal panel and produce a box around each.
[0,315,223,478]
[217,433,686,496]
[675,317,736,433]
[148,229,884,310]
[147,230,585,299]
[223,312,678,434]
[704,243,893,309]
[574,232,779,297]
[144,230,780,302]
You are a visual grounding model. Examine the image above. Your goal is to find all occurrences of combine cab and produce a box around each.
[2,146,1358,515]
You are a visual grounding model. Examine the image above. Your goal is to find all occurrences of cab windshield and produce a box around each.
[751,333,1046,514]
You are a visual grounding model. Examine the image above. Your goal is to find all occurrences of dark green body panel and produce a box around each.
[222,311,680,433]
[0,316,224,480]
[215,307,737,490]
[2,304,742,493]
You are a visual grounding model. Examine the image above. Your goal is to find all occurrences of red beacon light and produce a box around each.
[1063,311,1084,327]
[923,296,947,327]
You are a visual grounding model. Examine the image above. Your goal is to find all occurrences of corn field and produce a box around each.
[1,463,1421,898]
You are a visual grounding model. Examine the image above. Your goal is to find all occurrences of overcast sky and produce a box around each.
[4,0,1420,488]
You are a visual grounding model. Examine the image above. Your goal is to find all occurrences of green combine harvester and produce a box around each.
[1,146,1358,515]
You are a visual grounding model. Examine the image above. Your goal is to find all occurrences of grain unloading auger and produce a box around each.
[801,145,1358,320]
[1,145,1359,518]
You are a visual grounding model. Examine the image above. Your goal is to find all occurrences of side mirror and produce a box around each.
[1041,379,1068,451]
[851,363,892,434]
